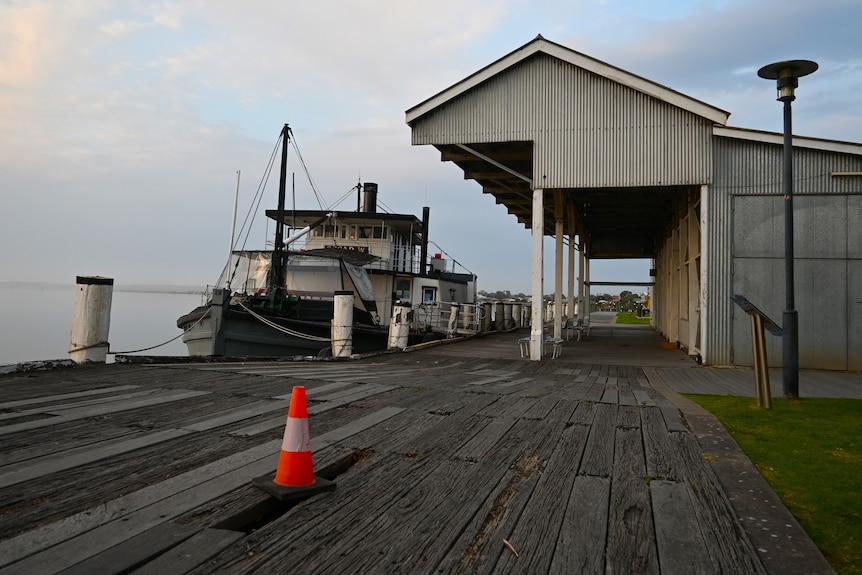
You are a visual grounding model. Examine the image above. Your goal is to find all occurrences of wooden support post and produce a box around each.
[530,188,544,360]
[554,190,564,339]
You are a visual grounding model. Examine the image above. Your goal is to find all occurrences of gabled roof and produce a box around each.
[405,35,730,126]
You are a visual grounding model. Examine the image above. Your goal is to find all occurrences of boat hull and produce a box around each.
[177,304,390,358]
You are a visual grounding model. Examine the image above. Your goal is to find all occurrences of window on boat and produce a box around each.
[357,225,387,240]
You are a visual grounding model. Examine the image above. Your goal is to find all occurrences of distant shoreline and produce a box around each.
[0,282,206,295]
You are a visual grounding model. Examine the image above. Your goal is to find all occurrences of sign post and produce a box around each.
[731,295,785,409]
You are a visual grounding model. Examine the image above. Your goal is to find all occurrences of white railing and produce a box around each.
[411,301,487,334]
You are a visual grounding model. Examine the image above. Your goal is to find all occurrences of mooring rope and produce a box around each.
[107,307,212,355]
[236,300,332,343]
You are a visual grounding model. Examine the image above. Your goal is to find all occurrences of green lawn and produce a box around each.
[614,311,651,325]
[684,395,862,575]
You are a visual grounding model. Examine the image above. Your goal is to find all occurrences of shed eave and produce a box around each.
[714,125,862,155]
[405,35,730,127]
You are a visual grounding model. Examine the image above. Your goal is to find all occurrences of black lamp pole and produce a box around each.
[757,60,818,399]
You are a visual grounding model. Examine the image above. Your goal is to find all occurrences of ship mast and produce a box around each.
[270,124,290,291]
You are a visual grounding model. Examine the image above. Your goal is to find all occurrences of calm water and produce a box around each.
[0,286,205,365]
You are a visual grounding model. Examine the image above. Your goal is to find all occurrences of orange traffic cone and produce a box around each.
[252,386,336,500]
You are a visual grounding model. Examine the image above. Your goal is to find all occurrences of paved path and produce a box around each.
[0,324,847,574]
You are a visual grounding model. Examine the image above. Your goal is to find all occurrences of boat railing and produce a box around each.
[411,301,486,334]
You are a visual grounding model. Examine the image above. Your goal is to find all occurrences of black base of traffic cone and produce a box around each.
[252,474,336,501]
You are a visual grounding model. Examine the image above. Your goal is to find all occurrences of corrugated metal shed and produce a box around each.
[707,130,862,370]
[406,36,862,371]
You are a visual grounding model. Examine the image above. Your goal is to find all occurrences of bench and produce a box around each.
[563,319,590,341]
[519,336,564,359]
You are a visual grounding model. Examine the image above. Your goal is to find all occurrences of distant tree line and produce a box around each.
[477,289,529,301]
[481,289,646,312]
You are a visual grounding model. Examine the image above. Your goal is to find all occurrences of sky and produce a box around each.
[1,0,860,296]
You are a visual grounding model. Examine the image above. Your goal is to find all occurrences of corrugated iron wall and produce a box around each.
[708,137,862,370]
[410,54,715,189]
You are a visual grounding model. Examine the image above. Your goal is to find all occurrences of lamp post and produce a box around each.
[757,60,818,399]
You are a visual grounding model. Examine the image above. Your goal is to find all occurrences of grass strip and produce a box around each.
[684,394,861,575]
[614,311,651,325]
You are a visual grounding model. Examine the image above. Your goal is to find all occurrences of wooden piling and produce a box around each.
[69,276,113,364]
[387,302,411,349]
[331,291,354,358]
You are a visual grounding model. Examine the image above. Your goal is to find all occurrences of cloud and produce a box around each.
[0,0,858,293]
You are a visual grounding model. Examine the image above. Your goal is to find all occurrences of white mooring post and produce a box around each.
[503,303,515,329]
[69,276,114,364]
[331,291,354,358]
[388,302,412,349]
[482,302,493,332]
[494,302,504,331]
[462,304,475,331]
[447,303,460,338]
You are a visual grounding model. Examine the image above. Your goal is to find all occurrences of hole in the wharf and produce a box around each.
[214,449,372,533]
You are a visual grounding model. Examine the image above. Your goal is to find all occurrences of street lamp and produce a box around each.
[757,59,818,399]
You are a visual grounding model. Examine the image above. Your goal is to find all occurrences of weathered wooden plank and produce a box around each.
[467,374,518,386]
[309,407,406,450]
[493,422,589,574]
[427,419,567,575]
[606,426,658,574]
[309,383,391,402]
[0,389,158,423]
[641,407,682,481]
[493,376,535,388]
[0,390,210,436]
[452,416,516,462]
[519,396,558,421]
[615,404,641,429]
[180,399,291,432]
[228,384,397,437]
[552,368,581,376]
[129,528,243,575]
[0,441,275,574]
[599,387,618,404]
[193,452,440,574]
[271,380,352,398]
[568,400,597,426]
[0,407,405,573]
[55,521,200,575]
[650,479,716,574]
[0,429,191,489]
[0,385,141,410]
[582,381,606,402]
[578,403,618,477]
[477,395,536,420]
[550,475,610,574]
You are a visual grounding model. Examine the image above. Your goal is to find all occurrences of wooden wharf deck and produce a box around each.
[0,325,839,574]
